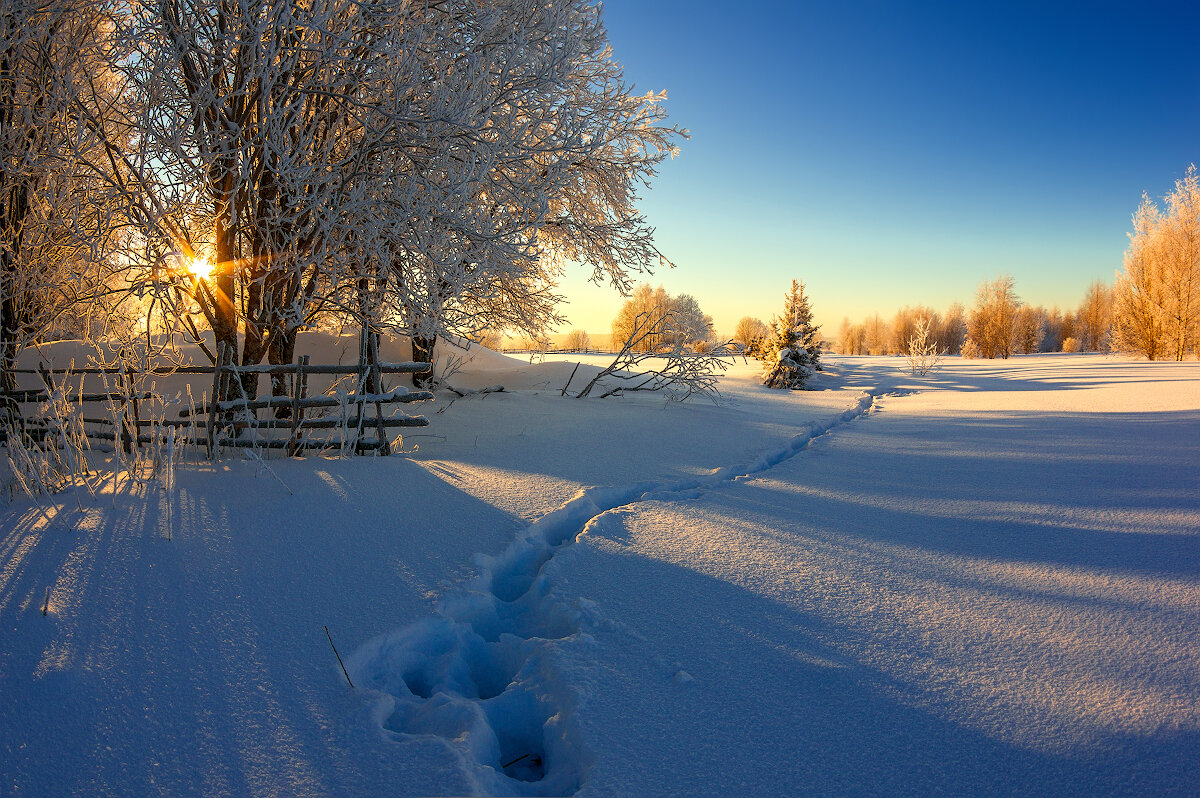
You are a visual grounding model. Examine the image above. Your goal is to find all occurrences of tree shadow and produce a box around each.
[566,517,1200,796]
[0,456,514,795]
[825,354,1200,396]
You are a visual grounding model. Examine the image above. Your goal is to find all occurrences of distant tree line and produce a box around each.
[829,167,1200,361]
[830,278,1113,359]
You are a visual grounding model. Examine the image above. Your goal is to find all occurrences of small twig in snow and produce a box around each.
[244,447,294,495]
[560,362,581,396]
[325,625,354,688]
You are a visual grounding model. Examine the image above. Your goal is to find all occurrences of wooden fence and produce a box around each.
[0,346,432,457]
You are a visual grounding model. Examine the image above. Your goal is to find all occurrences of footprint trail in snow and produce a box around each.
[348,391,880,796]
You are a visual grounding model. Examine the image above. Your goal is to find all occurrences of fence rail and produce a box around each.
[0,346,433,457]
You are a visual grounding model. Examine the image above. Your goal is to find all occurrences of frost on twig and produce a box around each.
[906,318,945,376]
[575,310,733,403]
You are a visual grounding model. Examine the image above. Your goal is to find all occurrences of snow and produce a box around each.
[1,352,1197,795]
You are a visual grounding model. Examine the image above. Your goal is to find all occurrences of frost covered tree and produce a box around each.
[733,316,768,355]
[90,0,683,395]
[1014,306,1045,354]
[388,2,685,380]
[964,275,1021,359]
[762,279,821,389]
[0,0,119,388]
[563,329,591,351]
[1112,170,1200,360]
[906,317,943,375]
[1076,281,1112,352]
[665,293,714,347]
[1113,199,1168,360]
[610,284,711,353]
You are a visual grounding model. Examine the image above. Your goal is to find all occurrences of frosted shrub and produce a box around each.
[906,319,944,376]
[1061,337,1081,353]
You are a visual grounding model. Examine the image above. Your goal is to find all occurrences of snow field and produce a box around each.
[0,352,1196,796]
[545,357,1200,795]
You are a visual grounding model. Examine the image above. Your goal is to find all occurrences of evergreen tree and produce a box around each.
[762,279,821,389]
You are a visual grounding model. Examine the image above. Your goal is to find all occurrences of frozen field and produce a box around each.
[1,352,1197,795]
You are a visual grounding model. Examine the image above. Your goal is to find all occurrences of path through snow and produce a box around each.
[348,392,880,795]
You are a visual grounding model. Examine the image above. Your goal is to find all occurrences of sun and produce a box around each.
[187,256,215,279]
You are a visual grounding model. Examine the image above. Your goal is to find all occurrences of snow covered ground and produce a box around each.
[1,352,1197,795]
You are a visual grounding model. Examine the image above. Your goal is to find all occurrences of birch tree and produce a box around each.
[964,275,1020,359]
[1076,281,1112,352]
[1112,173,1200,360]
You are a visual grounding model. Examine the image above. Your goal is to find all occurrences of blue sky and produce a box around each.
[556,0,1200,336]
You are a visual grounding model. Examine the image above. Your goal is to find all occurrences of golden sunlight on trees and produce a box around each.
[834,289,1110,359]
[963,275,1021,359]
[733,316,769,355]
[0,0,686,396]
[838,305,966,357]
[610,284,713,352]
[563,329,592,351]
[1113,167,1200,360]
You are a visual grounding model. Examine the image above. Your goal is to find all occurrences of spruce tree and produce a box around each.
[762,279,821,389]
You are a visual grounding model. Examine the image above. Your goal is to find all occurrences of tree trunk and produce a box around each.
[411,333,435,388]
[267,323,297,418]
[211,204,239,400]
[360,326,381,393]
[1,168,34,393]
[0,275,20,392]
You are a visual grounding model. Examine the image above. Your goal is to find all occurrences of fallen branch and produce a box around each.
[576,310,733,403]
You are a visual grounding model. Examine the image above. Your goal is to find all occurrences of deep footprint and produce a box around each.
[348,391,881,796]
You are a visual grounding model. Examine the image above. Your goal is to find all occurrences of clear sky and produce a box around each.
[554,0,1200,337]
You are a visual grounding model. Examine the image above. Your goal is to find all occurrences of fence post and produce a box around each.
[287,354,309,457]
[206,342,226,459]
[117,349,133,455]
[369,332,389,456]
[125,356,141,452]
